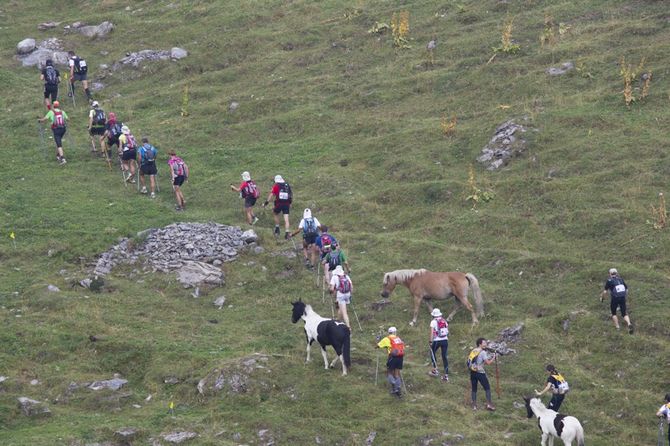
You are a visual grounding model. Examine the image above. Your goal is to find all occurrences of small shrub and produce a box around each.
[391,11,411,48]
[440,115,457,137]
[620,57,650,106]
[649,192,666,229]
[465,165,494,208]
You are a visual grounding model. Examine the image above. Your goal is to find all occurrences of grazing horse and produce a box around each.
[291,300,351,376]
[380,269,484,326]
[524,396,585,446]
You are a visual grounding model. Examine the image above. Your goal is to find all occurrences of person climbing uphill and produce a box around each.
[38,100,68,165]
[230,171,259,225]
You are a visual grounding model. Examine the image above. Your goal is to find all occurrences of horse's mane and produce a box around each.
[384,269,427,284]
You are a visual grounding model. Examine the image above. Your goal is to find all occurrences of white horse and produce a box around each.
[524,396,585,446]
[291,300,351,376]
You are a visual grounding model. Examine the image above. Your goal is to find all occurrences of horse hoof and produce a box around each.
[408,321,415,327]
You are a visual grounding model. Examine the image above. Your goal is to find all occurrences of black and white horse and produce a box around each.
[291,300,351,376]
[524,396,585,446]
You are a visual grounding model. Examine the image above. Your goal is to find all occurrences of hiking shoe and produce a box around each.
[486,404,496,411]
[141,187,148,194]
[628,323,634,334]
[175,206,183,211]
[441,374,449,382]
[428,369,440,378]
[252,216,259,225]
[471,403,478,411]
[59,158,67,165]
[284,232,290,240]
[150,192,156,199]
[274,226,280,236]
[67,92,72,97]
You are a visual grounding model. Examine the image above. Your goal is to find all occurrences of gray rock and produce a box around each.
[78,21,114,38]
[170,47,188,60]
[253,246,265,254]
[229,101,240,112]
[17,48,68,68]
[545,61,574,76]
[47,284,60,292]
[91,82,104,91]
[366,431,377,445]
[17,397,51,417]
[0,376,7,384]
[117,50,170,68]
[38,22,59,31]
[163,431,197,444]
[88,378,128,391]
[163,376,180,385]
[114,428,137,442]
[241,229,258,243]
[477,119,532,170]
[30,379,39,386]
[80,278,92,288]
[214,296,226,309]
[38,38,63,51]
[17,38,36,54]
[176,261,223,288]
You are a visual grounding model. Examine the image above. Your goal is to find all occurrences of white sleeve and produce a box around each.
[298,219,305,229]
[313,217,321,227]
[429,320,437,331]
[329,275,338,288]
[68,59,74,67]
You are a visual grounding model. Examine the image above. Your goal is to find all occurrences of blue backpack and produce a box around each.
[303,218,318,237]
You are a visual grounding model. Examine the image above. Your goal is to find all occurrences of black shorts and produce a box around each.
[44,85,58,101]
[52,126,66,147]
[89,126,105,136]
[244,196,257,208]
[173,175,185,186]
[107,137,119,148]
[121,148,136,161]
[140,162,157,175]
[386,356,403,371]
[273,203,290,215]
[610,297,627,316]
[73,73,87,81]
[303,233,317,246]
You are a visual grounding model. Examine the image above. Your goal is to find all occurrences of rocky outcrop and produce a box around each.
[477,118,532,170]
[16,38,36,54]
[17,397,51,417]
[77,21,114,38]
[197,354,271,396]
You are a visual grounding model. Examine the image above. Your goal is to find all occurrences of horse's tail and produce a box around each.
[576,423,585,446]
[466,273,484,317]
[343,329,351,369]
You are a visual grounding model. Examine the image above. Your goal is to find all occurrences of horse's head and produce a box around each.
[522,396,536,419]
[291,300,306,323]
[380,272,397,299]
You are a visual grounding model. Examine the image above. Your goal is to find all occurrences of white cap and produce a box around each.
[241,171,251,181]
[274,175,284,183]
[303,208,312,219]
[388,326,397,334]
[431,308,442,317]
[333,265,345,276]
[121,125,130,134]
[609,268,618,275]
[91,100,99,107]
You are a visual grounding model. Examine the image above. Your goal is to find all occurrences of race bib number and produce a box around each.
[614,284,626,293]
[79,60,87,68]
[278,192,289,200]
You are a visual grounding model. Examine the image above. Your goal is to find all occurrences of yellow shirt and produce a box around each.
[377,336,392,354]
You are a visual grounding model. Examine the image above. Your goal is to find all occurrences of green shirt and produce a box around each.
[43,109,69,125]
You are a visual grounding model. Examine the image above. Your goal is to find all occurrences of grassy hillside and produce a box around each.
[1,0,669,444]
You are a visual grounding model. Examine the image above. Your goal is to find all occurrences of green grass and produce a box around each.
[1,0,670,444]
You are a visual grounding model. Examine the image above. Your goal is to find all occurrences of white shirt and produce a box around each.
[330,274,352,298]
[659,404,670,422]
[298,217,321,231]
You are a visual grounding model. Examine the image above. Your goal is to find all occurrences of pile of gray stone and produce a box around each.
[476,118,533,170]
[112,48,188,69]
[93,222,258,288]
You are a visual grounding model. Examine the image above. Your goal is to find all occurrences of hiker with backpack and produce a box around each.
[600,268,634,334]
[87,101,106,153]
[102,112,122,159]
[37,100,68,165]
[40,59,60,109]
[138,137,158,198]
[263,175,292,240]
[428,308,449,382]
[289,208,322,268]
[68,50,92,101]
[467,337,496,411]
[322,242,350,285]
[535,364,569,411]
[118,125,138,183]
[230,171,259,225]
[168,151,189,211]
[315,225,338,261]
[377,326,405,398]
[329,265,353,330]
[656,393,670,446]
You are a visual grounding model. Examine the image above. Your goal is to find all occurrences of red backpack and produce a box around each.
[244,180,260,199]
[53,110,66,128]
[435,317,449,337]
[389,335,405,357]
[337,275,351,294]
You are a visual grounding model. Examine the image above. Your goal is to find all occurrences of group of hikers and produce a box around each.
[35,49,666,444]
[37,52,190,210]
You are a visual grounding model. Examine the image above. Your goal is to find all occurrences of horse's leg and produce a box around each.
[329,354,340,368]
[410,294,422,326]
[457,286,479,325]
[320,346,329,370]
[305,337,313,363]
[540,432,548,446]
[446,300,462,322]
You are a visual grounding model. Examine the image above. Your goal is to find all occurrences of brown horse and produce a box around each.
[380,269,484,326]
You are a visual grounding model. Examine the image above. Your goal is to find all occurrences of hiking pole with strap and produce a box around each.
[494,352,502,399]
[399,370,409,396]
[119,155,127,188]
[349,300,363,332]
[658,419,665,446]
[315,261,320,288]
[67,74,76,108]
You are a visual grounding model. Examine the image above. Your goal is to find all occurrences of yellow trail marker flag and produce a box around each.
[9,232,15,239]
[169,401,174,409]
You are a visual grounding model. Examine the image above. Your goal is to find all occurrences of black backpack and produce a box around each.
[72,56,88,74]
[277,182,292,204]
[611,277,627,298]
[93,109,106,126]
[109,123,122,139]
[44,66,58,85]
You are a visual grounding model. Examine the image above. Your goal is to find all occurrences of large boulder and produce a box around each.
[16,38,36,54]
[17,397,51,417]
[78,21,114,38]
[197,354,271,396]
[17,48,68,68]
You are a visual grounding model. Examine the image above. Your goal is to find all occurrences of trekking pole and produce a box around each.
[349,301,363,332]
[119,155,127,187]
[66,74,76,108]
[375,349,380,385]
[658,419,665,446]
[37,121,47,160]
[102,146,112,170]
[315,261,320,288]
[429,344,437,369]
[399,370,409,396]
[494,353,502,399]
